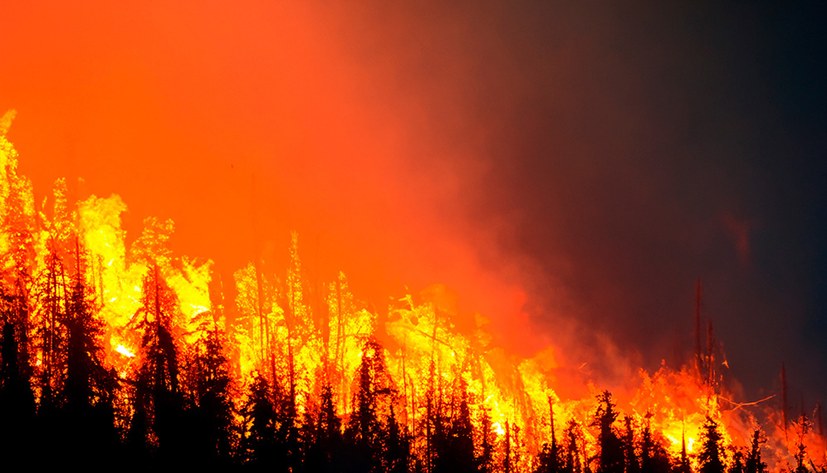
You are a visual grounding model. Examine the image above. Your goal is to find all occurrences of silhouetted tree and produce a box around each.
[624,416,641,473]
[344,336,393,473]
[386,403,411,473]
[793,415,812,473]
[301,382,345,473]
[33,246,67,413]
[504,420,513,473]
[422,358,441,473]
[728,448,745,473]
[674,430,692,473]
[61,246,119,466]
[477,406,496,473]
[698,416,726,473]
[594,391,624,473]
[126,394,151,465]
[0,319,35,462]
[564,419,585,473]
[744,430,766,473]
[273,372,301,473]
[241,372,278,469]
[130,265,186,464]
[182,324,235,466]
[433,376,475,473]
[640,414,671,473]
[537,397,562,473]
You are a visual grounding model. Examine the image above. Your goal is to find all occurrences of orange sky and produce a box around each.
[0,2,537,352]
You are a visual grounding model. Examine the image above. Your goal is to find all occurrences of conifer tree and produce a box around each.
[639,414,671,473]
[302,382,345,473]
[728,448,745,473]
[744,430,766,473]
[594,391,625,473]
[793,415,812,473]
[131,265,185,464]
[345,336,392,473]
[624,416,641,473]
[433,376,475,473]
[698,416,726,473]
[538,397,562,473]
[183,324,234,465]
[385,403,411,473]
[674,430,692,473]
[241,372,278,469]
[564,419,585,473]
[62,243,118,465]
[477,406,496,473]
[0,318,35,462]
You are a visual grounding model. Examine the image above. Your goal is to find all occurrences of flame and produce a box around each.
[0,112,825,470]
[115,343,135,358]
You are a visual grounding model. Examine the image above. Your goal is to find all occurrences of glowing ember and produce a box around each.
[114,344,136,358]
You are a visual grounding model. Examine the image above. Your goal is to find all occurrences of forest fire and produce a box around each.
[0,110,825,471]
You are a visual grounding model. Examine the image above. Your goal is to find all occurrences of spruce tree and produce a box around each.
[744,430,766,473]
[564,419,585,473]
[594,391,625,473]
[639,414,671,473]
[0,319,35,462]
[183,325,234,466]
[624,416,640,473]
[242,372,278,469]
[698,416,726,473]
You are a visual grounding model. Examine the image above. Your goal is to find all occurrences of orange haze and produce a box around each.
[0,2,540,354]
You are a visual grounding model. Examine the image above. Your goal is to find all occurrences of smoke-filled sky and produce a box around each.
[1,2,825,403]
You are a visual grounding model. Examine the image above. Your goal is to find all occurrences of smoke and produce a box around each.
[2,1,825,401]
[309,1,827,401]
